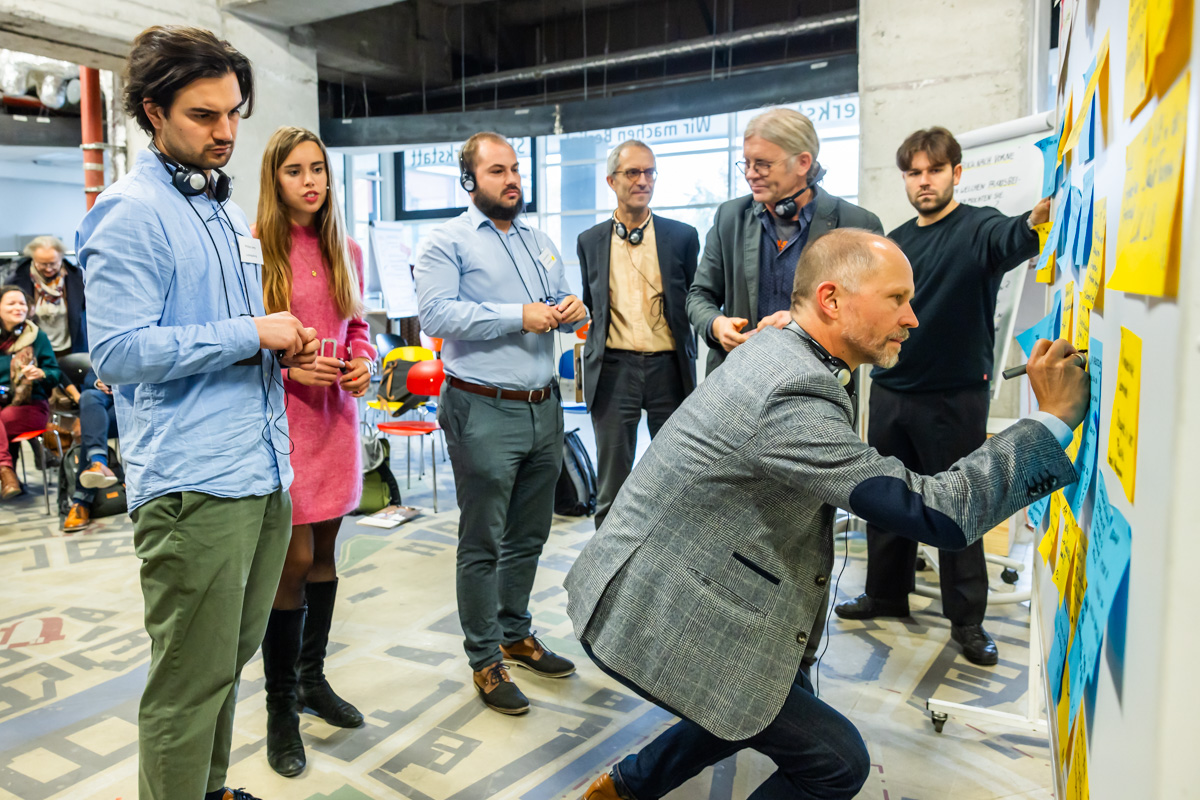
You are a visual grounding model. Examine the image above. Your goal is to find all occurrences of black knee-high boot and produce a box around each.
[297,579,364,728]
[262,607,306,777]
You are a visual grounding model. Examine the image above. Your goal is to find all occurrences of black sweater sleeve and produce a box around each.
[978,210,1040,274]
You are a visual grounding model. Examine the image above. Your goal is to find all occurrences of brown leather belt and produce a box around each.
[449,376,555,403]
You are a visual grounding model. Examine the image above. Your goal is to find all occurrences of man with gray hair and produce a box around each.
[577,139,700,527]
[687,107,883,376]
[569,228,1088,800]
[12,235,87,358]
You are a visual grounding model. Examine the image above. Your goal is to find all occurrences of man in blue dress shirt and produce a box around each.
[76,26,318,800]
[415,132,588,715]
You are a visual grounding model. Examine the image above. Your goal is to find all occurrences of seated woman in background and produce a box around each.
[0,285,63,499]
[254,125,376,779]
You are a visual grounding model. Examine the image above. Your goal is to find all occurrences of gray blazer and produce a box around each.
[565,324,1075,741]
[578,214,701,408]
[686,188,884,374]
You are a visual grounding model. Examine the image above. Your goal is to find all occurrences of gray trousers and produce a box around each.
[590,350,687,528]
[439,384,564,671]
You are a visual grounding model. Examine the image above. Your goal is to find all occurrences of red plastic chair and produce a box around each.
[10,428,62,515]
[575,321,590,340]
[377,360,446,512]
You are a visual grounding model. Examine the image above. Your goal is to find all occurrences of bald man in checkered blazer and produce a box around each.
[567,229,1087,800]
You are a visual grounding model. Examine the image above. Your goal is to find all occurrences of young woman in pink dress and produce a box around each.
[255,126,377,778]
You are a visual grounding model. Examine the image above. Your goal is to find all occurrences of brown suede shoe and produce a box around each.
[63,502,91,532]
[472,662,529,715]
[500,634,576,678]
[583,772,622,799]
[0,466,20,500]
[79,461,118,489]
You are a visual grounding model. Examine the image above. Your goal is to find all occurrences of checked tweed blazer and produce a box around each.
[565,324,1076,741]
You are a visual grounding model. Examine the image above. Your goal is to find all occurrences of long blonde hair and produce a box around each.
[257,126,362,319]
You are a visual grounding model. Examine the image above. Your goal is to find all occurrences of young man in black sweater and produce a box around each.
[834,127,1050,665]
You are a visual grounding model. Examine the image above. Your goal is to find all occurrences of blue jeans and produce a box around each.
[72,387,118,505]
[584,643,870,800]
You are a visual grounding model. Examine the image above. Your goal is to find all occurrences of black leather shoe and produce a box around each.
[834,593,910,620]
[501,634,576,678]
[473,662,530,715]
[951,623,999,666]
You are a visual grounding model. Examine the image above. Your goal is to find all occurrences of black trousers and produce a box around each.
[590,350,687,528]
[864,383,991,626]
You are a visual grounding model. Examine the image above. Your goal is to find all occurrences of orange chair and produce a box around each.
[575,321,590,340]
[10,428,63,515]
[377,359,446,512]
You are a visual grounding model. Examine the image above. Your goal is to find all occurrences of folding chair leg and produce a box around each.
[406,438,411,489]
[37,439,48,515]
[430,436,438,513]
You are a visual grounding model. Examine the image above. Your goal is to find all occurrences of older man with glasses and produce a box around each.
[687,108,884,378]
[576,139,701,528]
[12,235,88,360]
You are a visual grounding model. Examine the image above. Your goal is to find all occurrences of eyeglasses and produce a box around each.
[735,158,789,176]
[614,168,657,181]
[33,260,62,270]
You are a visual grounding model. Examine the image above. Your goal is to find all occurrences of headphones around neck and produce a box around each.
[772,163,827,219]
[459,150,476,193]
[613,213,650,246]
[151,143,232,203]
[787,322,853,388]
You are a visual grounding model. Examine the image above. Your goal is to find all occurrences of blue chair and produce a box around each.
[558,350,575,380]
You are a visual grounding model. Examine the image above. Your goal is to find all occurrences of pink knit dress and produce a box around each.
[282,224,376,525]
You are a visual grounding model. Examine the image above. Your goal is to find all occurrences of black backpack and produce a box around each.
[57,444,127,518]
[376,359,428,418]
[555,428,597,516]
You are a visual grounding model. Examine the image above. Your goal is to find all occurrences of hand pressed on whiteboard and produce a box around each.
[1026,338,1089,430]
[1029,196,1052,227]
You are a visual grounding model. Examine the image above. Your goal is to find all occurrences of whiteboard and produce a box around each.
[368,221,418,318]
[954,112,1054,398]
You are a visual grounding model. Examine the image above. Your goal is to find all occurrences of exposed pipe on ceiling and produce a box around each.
[386,10,856,103]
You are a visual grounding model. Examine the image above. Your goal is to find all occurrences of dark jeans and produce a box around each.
[439,384,564,671]
[865,383,990,625]
[73,387,118,505]
[583,643,869,800]
[590,350,687,528]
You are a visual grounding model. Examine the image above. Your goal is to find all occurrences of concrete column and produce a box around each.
[857,0,1039,231]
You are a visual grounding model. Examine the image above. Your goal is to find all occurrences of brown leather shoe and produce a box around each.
[472,662,529,714]
[79,461,118,489]
[500,634,576,677]
[0,466,20,500]
[63,502,91,532]
[582,772,622,799]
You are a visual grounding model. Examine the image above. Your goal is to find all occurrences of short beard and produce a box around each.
[845,325,907,369]
[474,189,524,222]
[911,187,953,216]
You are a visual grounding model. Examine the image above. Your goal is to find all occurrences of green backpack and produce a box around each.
[355,428,401,515]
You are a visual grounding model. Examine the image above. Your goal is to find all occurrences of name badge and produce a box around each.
[537,247,556,271]
[237,235,264,265]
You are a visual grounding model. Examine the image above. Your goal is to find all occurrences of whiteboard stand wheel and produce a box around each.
[1001,567,1020,584]
[915,556,928,571]
[931,711,948,733]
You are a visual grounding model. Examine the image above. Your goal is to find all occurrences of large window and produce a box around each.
[332,93,860,303]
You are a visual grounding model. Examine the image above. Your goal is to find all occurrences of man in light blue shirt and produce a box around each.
[75,26,317,800]
[415,131,587,715]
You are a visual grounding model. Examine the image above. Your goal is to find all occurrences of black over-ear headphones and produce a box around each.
[772,163,827,219]
[459,150,476,193]
[151,142,232,203]
[787,322,853,387]
[613,213,650,246]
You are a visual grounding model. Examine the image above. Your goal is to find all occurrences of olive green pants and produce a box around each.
[131,490,291,800]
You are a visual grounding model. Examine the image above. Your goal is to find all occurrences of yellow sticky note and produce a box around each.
[1107,327,1143,503]
[1058,92,1075,164]
[1126,0,1150,119]
[1040,493,1063,564]
[1066,33,1111,154]
[1082,197,1107,315]
[1034,221,1053,251]
[1067,534,1088,642]
[1060,281,1075,341]
[1058,671,1074,768]
[1037,249,1057,284]
[1109,71,1188,297]
[1067,707,1090,799]
[1052,505,1081,597]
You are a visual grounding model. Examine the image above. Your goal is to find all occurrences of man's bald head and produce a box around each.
[790,228,905,311]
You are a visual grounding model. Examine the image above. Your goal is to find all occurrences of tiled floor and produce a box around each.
[0,433,1057,800]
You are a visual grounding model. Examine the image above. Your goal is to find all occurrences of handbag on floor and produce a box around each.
[555,428,597,516]
[356,424,402,515]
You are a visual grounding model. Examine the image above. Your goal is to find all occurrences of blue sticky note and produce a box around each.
[1028,495,1050,528]
[1074,168,1095,266]
[1079,95,1098,164]
[1015,292,1062,358]
[1093,497,1132,615]
[1033,235,1055,281]
[1048,602,1071,702]
[1062,186,1083,279]
[1036,133,1060,198]
[1066,340,1103,516]
[1067,629,1085,726]
[1074,591,1104,699]
[1055,185,1071,260]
